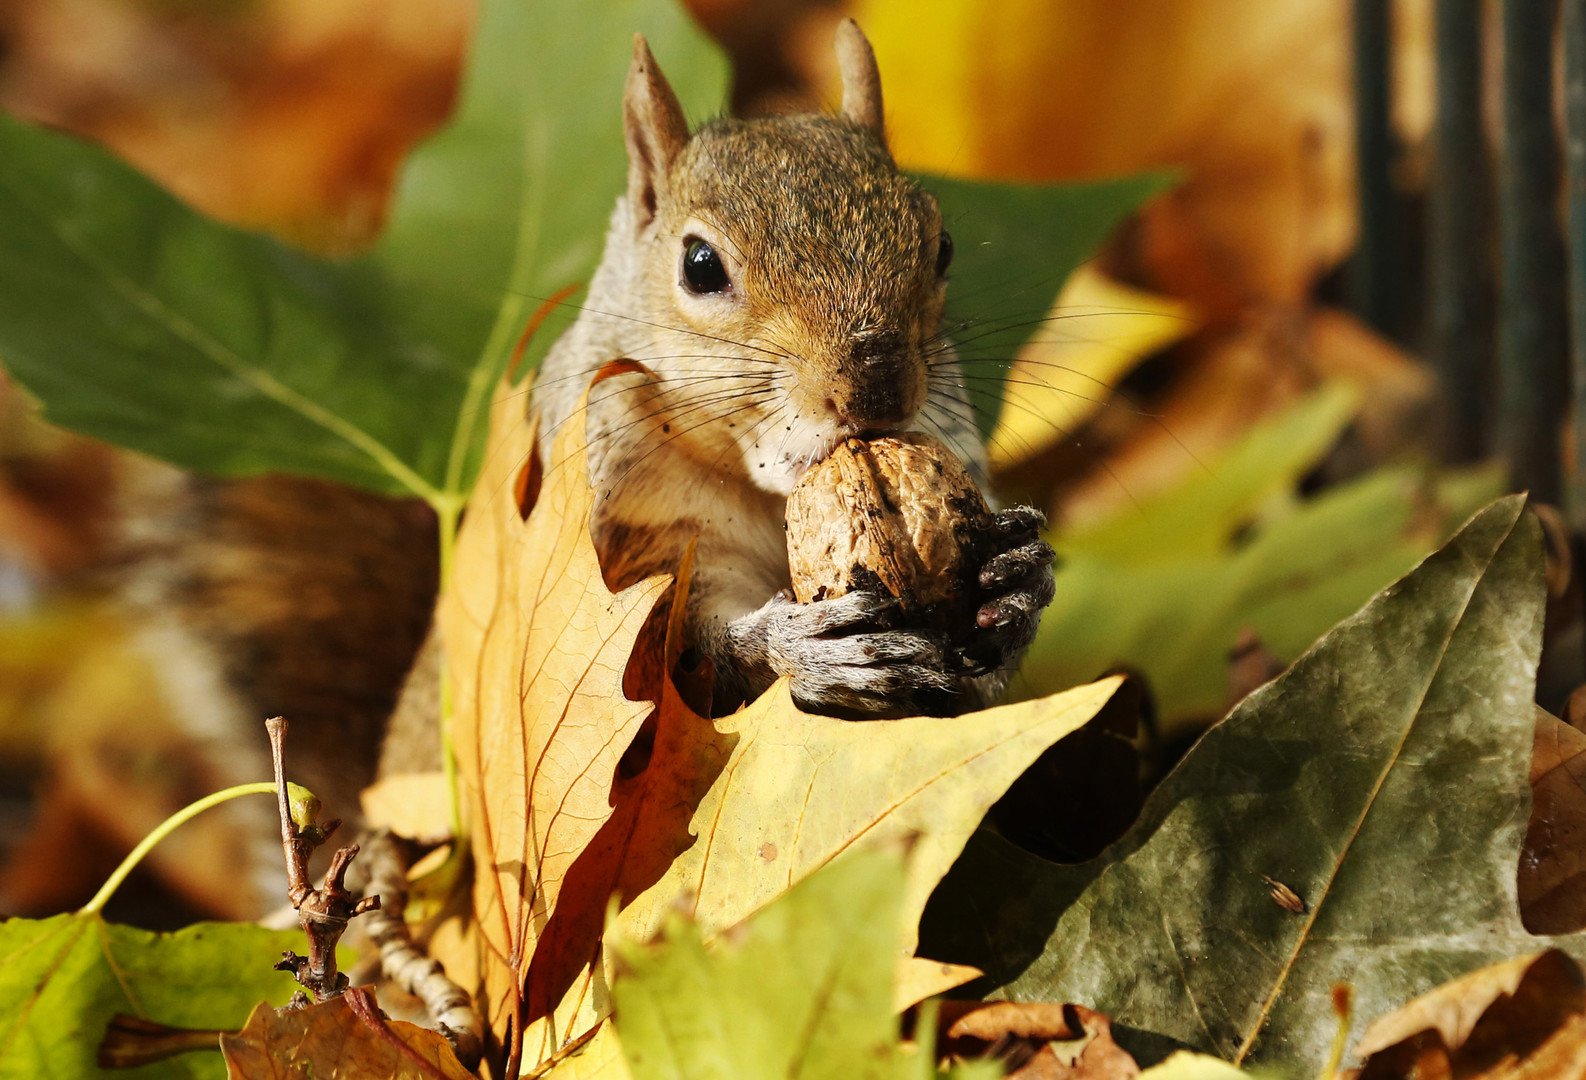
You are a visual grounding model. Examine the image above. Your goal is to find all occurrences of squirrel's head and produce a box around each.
[619,21,953,495]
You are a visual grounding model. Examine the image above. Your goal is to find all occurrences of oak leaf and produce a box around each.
[439,381,1123,1070]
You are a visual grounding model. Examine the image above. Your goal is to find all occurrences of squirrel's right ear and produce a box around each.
[624,35,689,235]
[835,19,885,141]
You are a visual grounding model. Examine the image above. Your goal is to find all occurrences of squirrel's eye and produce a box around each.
[682,238,730,294]
[934,231,954,277]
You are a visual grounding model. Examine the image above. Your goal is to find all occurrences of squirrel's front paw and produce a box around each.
[762,591,958,717]
[955,506,1056,676]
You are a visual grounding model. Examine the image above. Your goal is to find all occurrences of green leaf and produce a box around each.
[612,845,997,1080]
[0,913,301,1079]
[1018,387,1506,731]
[923,496,1585,1074]
[922,171,1174,436]
[0,1,727,504]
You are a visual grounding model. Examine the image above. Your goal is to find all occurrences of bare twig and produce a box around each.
[351,831,484,1069]
[266,717,379,1004]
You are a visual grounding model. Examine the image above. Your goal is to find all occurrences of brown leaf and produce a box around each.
[1350,950,1586,1080]
[939,1001,1140,1079]
[219,989,474,1079]
[0,0,467,248]
[1521,709,1586,934]
[439,384,1123,1071]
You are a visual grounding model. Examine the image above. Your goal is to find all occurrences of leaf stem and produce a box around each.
[436,499,465,844]
[79,781,281,916]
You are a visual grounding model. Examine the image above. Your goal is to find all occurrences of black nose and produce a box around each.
[841,334,914,426]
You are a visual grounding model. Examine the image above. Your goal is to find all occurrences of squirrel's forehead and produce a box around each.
[680,120,935,239]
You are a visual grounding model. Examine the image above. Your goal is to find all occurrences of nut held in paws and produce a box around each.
[785,433,992,626]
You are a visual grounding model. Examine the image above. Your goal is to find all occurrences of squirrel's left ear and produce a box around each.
[625,35,690,235]
[835,19,885,142]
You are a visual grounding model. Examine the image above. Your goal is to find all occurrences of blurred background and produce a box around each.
[0,0,1575,925]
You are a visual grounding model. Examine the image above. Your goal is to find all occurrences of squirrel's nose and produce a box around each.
[834,334,920,428]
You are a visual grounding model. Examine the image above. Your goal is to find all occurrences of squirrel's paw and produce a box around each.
[955,506,1056,676]
[762,591,958,717]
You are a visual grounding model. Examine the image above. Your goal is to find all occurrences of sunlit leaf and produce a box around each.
[0,914,299,1079]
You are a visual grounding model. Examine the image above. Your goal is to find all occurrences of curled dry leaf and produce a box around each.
[438,381,1123,1070]
[937,1000,1141,1079]
[1521,709,1586,934]
[1346,950,1586,1080]
[220,988,474,1080]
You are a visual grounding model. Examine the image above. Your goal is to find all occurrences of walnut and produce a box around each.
[785,433,991,627]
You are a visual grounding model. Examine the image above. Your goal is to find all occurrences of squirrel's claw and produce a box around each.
[954,507,1057,676]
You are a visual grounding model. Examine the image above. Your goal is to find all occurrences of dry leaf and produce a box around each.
[939,1001,1141,1079]
[529,1022,632,1079]
[439,382,1123,1068]
[1348,950,1586,1080]
[361,771,453,845]
[220,989,474,1079]
[1521,709,1586,934]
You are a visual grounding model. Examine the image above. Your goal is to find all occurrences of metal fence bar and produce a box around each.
[1429,0,1496,462]
[1352,0,1400,338]
[1498,0,1568,504]
[1567,0,1586,527]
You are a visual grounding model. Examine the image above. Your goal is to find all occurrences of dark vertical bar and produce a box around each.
[1498,0,1569,503]
[1352,0,1400,337]
[1429,0,1496,462]
[1351,0,1402,336]
[1566,0,1586,526]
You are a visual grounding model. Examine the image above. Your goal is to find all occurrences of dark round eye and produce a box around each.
[682,237,730,294]
[934,230,954,277]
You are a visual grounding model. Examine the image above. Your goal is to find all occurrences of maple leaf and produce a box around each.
[438,379,1123,1071]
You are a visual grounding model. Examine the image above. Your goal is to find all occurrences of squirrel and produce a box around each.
[120,21,1055,849]
[529,22,1055,718]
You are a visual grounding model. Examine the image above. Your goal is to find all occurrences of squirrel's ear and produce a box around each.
[835,19,885,141]
[625,35,689,234]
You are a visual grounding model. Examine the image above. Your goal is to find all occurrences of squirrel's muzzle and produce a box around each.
[835,333,922,428]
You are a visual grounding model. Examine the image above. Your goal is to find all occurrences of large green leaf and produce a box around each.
[923,172,1172,435]
[0,2,727,504]
[1018,386,1506,731]
[923,496,1585,1074]
[0,0,1160,501]
[0,914,301,1079]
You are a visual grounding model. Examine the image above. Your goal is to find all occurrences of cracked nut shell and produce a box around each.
[785,433,991,623]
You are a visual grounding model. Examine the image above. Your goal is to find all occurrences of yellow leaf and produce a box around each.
[360,770,452,844]
[440,381,671,1055]
[987,266,1195,471]
[530,1024,632,1080]
[442,380,1123,1071]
